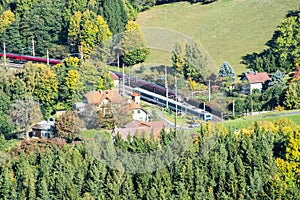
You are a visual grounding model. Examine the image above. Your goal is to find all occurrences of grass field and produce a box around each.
[137,0,299,75]
[222,110,300,129]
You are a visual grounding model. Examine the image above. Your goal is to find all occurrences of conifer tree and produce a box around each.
[102,0,128,35]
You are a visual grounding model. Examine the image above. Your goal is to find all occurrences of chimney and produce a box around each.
[132,93,140,105]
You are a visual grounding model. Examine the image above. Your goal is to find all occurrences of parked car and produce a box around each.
[189,122,201,128]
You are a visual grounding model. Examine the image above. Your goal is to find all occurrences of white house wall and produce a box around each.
[132,109,148,122]
[250,83,263,93]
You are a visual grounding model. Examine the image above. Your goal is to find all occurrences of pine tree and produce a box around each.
[218,61,235,81]
[102,0,128,35]
[119,174,136,199]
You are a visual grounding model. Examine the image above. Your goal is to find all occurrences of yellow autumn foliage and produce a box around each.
[0,10,15,34]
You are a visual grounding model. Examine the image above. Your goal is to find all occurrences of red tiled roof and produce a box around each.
[132,92,140,97]
[245,72,270,84]
[109,72,119,80]
[127,100,142,109]
[124,120,166,128]
[143,121,166,128]
[84,89,123,105]
[293,67,300,79]
[123,120,142,128]
[102,89,123,104]
[112,127,164,140]
[84,91,102,105]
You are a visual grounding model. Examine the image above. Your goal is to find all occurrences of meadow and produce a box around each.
[222,110,300,129]
[136,0,299,75]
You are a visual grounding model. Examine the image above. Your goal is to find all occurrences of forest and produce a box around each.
[0,119,299,199]
[0,0,299,199]
[0,0,214,59]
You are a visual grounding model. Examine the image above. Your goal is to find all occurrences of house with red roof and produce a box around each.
[293,66,300,79]
[244,72,270,94]
[109,71,120,88]
[127,99,148,122]
[112,120,167,140]
[83,90,149,123]
[84,89,123,107]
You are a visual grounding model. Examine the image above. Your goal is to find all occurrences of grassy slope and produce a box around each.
[136,0,299,75]
[222,111,300,129]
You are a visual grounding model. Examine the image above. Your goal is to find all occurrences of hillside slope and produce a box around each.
[136,0,299,74]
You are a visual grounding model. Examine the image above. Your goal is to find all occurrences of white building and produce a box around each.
[127,100,148,122]
[31,120,55,139]
[109,71,120,88]
[244,72,270,94]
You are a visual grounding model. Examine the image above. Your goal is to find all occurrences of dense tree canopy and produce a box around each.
[118,21,149,66]
[0,90,13,135]
[284,78,300,109]
[0,0,219,57]
[0,119,299,199]
[243,10,300,74]
[68,10,112,56]
[172,41,208,83]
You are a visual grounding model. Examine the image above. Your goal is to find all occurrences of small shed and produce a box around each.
[244,72,270,94]
[31,120,55,139]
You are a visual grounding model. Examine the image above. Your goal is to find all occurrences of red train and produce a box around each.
[0,52,61,65]
[112,71,184,102]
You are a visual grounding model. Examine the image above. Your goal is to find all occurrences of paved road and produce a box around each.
[1,63,24,69]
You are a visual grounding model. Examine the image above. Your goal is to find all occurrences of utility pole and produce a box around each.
[128,73,131,87]
[46,50,49,65]
[117,53,120,73]
[80,45,83,60]
[32,37,35,56]
[251,96,253,121]
[175,74,177,132]
[165,65,168,109]
[208,79,211,103]
[3,43,6,67]
[122,63,125,96]
[232,99,235,117]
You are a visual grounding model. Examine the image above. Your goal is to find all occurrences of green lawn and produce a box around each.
[137,0,299,75]
[80,129,112,139]
[222,110,300,129]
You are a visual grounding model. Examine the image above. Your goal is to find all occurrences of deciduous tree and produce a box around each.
[10,96,42,138]
[284,79,300,109]
[54,111,80,142]
[172,41,208,83]
[118,21,149,66]
[0,10,15,34]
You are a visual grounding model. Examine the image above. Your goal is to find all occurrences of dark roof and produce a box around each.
[245,72,270,84]
[32,120,55,131]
